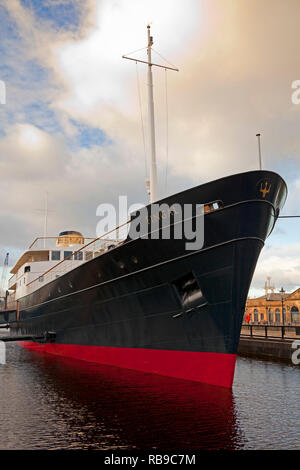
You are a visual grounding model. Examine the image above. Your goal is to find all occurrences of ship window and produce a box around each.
[74,251,83,261]
[204,201,223,213]
[52,251,61,261]
[24,266,31,273]
[39,276,44,283]
[64,251,73,260]
[85,251,93,261]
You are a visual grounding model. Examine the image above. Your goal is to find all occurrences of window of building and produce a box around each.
[51,251,61,261]
[254,309,258,322]
[291,306,300,323]
[74,251,83,261]
[64,251,73,260]
[260,313,264,321]
[268,309,274,323]
[275,308,281,323]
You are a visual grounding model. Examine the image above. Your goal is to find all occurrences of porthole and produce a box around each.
[131,256,138,264]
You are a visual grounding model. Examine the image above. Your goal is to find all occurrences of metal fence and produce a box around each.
[241,324,300,340]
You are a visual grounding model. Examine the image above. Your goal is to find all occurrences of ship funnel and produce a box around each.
[56,231,84,247]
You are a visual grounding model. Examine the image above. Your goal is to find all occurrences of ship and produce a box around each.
[0,26,287,388]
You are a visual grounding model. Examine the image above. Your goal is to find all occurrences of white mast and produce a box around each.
[147,25,158,203]
[122,26,178,203]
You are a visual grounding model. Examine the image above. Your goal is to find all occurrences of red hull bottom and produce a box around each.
[19,342,237,388]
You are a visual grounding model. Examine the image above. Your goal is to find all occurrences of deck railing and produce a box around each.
[25,221,131,295]
[28,237,96,250]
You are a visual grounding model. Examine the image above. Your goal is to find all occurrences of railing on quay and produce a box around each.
[241,323,300,340]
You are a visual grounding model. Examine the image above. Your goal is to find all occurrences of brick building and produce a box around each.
[245,287,300,324]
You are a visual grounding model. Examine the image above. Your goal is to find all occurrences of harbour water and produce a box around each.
[0,339,299,450]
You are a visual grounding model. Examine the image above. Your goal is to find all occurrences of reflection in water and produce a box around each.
[0,344,242,450]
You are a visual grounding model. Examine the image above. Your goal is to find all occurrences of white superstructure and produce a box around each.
[8,231,120,300]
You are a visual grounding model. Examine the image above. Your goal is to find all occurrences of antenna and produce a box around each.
[122,25,179,203]
[256,133,262,170]
[43,192,48,248]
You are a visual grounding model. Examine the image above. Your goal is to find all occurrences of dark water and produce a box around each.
[0,341,299,450]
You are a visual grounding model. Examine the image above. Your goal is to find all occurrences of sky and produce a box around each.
[0,0,300,296]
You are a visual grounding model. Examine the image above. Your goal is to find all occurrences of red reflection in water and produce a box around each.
[22,349,242,450]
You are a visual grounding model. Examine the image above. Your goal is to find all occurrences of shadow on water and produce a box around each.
[0,344,244,450]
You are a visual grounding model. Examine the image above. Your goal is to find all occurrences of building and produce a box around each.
[245,286,300,324]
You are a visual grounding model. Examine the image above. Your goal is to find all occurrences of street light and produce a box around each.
[279,287,285,326]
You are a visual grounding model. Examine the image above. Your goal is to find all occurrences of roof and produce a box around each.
[266,293,289,301]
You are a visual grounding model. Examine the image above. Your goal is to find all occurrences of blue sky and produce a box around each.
[1,0,300,297]
[0,0,105,145]
[20,0,82,31]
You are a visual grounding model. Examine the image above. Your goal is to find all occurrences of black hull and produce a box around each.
[11,170,287,387]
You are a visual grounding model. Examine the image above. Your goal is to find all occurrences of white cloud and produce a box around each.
[52,0,300,186]
[250,242,300,296]
[2,0,300,287]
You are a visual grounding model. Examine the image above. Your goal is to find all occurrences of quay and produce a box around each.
[238,324,300,362]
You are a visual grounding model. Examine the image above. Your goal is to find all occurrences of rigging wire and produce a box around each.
[123,46,148,57]
[152,48,178,70]
[278,215,300,218]
[135,61,148,179]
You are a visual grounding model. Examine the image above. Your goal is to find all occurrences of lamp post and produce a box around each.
[279,287,285,339]
[279,287,285,326]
